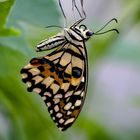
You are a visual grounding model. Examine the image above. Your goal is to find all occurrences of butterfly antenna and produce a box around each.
[94,29,119,35]
[45,25,63,29]
[94,18,119,35]
[72,0,82,18]
[81,0,86,19]
[95,18,118,34]
[72,0,86,20]
[58,0,67,27]
[72,0,76,20]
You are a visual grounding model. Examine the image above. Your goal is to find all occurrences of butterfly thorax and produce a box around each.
[64,25,93,46]
[36,22,93,52]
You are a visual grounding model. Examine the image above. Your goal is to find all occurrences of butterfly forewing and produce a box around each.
[21,42,87,131]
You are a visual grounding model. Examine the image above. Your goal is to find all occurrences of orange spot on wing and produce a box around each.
[71,110,79,117]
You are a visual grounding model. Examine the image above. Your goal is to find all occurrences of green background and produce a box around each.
[0,0,140,140]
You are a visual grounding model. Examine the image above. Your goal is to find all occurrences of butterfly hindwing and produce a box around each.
[21,42,87,131]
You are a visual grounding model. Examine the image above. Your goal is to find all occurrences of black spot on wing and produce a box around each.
[38,66,45,72]
[72,67,82,78]
[21,69,32,83]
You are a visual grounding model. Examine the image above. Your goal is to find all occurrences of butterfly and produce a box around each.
[20,18,94,131]
[20,0,119,130]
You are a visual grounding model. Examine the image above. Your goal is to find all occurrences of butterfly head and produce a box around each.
[75,24,94,40]
[64,24,93,43]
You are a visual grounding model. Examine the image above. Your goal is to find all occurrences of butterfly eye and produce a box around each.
[86,31,94,36]
[72,67,82,78]
[79,24,87,31]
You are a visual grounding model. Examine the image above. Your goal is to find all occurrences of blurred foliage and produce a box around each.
[88,0,140,63]
[0,0,19,36]
[0,0,140,140]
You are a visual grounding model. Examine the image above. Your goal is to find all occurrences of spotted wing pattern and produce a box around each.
[20,42,88,131]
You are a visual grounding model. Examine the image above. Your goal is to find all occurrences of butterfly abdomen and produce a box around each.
[36,35,66,52]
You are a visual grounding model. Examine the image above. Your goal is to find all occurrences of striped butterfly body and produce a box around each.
[20,18,93,131]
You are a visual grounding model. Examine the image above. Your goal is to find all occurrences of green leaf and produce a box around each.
[0,0,14,27]
[0,0,20,36]
[0,0,61,53]
[8,0,61,27]
[0,27,20,36]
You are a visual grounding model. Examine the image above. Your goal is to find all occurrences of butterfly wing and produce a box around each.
[20,42,88,131]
